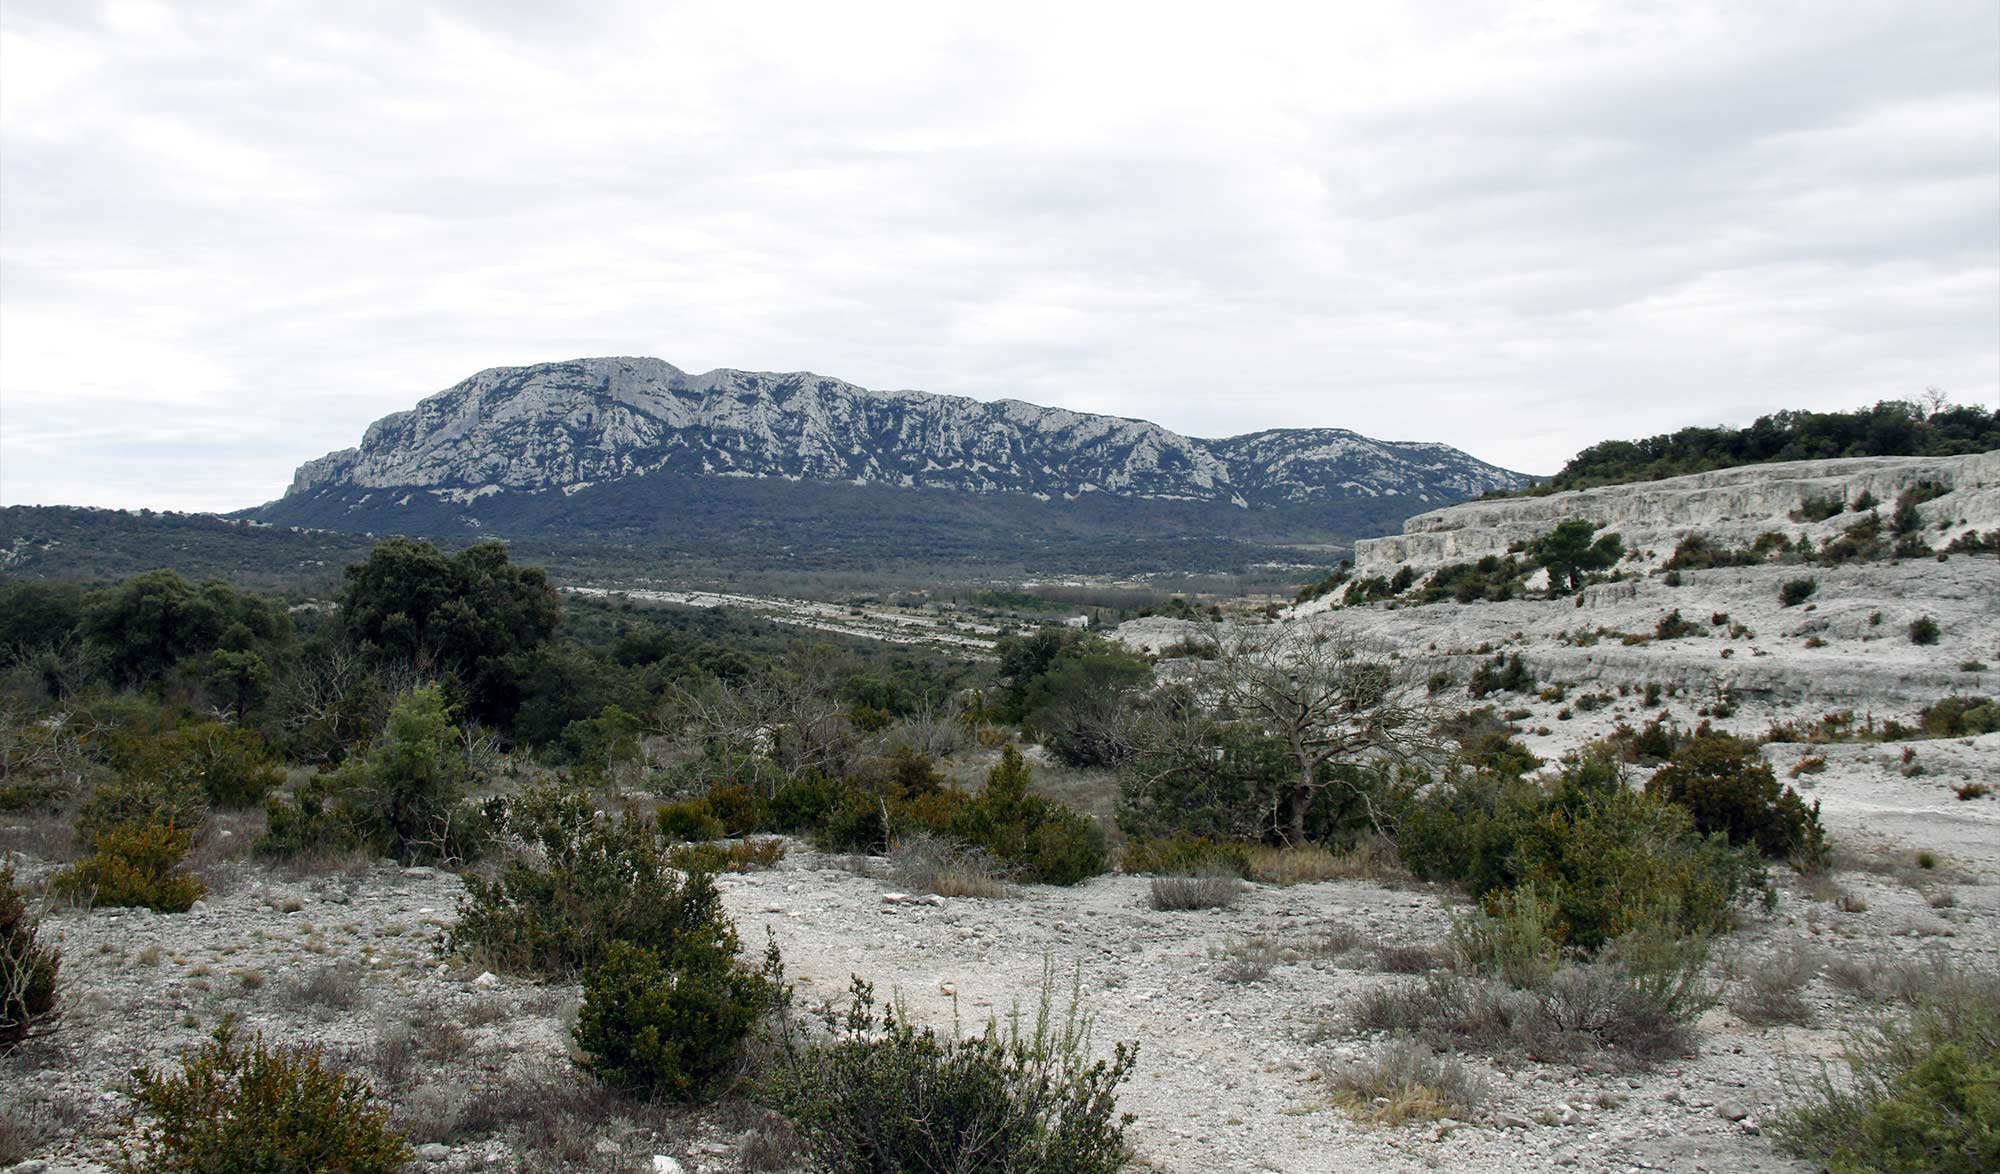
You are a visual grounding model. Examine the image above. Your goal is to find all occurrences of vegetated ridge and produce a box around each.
[247,357,1528,565]
[1494,398,1998,497]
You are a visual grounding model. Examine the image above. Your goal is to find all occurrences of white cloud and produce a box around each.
[1,0,1994,512]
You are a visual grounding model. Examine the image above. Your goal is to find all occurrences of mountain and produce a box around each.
[251,357,1529,569]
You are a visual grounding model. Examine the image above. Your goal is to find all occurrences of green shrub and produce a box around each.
[115,722,285,809]
[1908,616,1941,645]
[53,819,206,913]
[657,799,726,843]
[1467,653,1532,699]
[945,747,1107,885]
[1,865,61,1050]
[1775,967,1999,1173]
[768,772,844,832]
[1779,578,1819,607]
[261,686,487,864]
[574,933,785,1102]
[1645,733,1827,866]
[1398,751,1762,950]
[766,970,1136,1174]
[118,1025,410,1172]
[76,772,207,846]
[449,780,733,977]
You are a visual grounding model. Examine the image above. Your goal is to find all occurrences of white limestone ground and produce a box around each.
[6,533,1997,1173]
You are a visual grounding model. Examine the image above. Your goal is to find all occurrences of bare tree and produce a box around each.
[1203,622,1442,845]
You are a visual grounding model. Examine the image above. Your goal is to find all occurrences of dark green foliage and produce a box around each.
[766,974,1136,1174]
[1662,533,1774,571]
[1919,697,2000,738]
[994,631,1151,767]
[1,865,60,1050]
[82,570,290,688]
[449,781,735,976]
[1116,698,1289,843]
[1294,564,1351,604]
[1780,577,1819,607]
[1512,400,1998,495]
[1654,610,1697,640]
[945,747,1107,885]
[0,579,83,658]
[1417,556,1526,604]
[657,799,727,843]
[574,935,784,1102]
[76,772,208,846]
[1467,653,1532,699]
[53,819,206,913]
[338,538,561,727]
[1909,616,1941,645]
[118,1025,411,1173]
[1440,707,1541,777]
[115,722,285,809]
[261,686,486,864]
[1775,968,1999,1174]
[1644,734,1827,866]
[1530,521,1624,594]
[1397,751,1761,950]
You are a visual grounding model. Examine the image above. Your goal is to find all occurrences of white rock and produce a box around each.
[473,971,499,988]
[652,1158,686,1174]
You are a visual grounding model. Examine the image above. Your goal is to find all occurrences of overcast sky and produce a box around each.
[3,1,1996,512]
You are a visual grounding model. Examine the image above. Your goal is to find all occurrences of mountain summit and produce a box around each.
[257,357,1529,568]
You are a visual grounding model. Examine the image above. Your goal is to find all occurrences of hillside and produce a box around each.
[247,357,1527,568]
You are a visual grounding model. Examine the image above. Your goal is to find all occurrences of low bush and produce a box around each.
[1,865,61,1050]
[1774,967,1999,1173]
[449,781,738,977]
[943,747,1107,885]
[76,772,207,846]
[669,837,788,874]
[1467,653,1532,699]
[52,819,206,913]
[657,799,726,843]
[1908,616,1941,645]
[1398,751,1763,950]
[261,686,487,865]
[765,970,1136,1174]
[118,1025,411,1172]
[1644,733,1827,866]
[573,934,785,1102]
[1779,577,1819,607]
[1352,917,1719,1067]
[114,722,285,809]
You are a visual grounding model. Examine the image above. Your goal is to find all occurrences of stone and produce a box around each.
[652,1158,686,1174]
[473,971,499,988]
[1716,1101,1750,1122]
[417,1143,451,1162]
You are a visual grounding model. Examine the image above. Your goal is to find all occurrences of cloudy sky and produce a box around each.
[3,1,1995,512]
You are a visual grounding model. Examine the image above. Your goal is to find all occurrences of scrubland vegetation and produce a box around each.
[1,523,1992,1172]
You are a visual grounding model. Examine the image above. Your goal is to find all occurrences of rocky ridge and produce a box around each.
[1353,451,1999,578]
[279,357,1528,510]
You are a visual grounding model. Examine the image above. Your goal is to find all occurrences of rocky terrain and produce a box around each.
[1353,451,1997,578]
[276,358,1526,509]
[8,453,1998,1174]
[245,358,1527,567]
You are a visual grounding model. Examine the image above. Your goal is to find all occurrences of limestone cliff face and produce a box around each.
[280,356,1527,509]
[1354,451,2000,577]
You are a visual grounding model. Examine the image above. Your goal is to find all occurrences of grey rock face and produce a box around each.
[282,357,1527,508]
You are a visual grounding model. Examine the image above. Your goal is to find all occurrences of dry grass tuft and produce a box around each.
[1730,940,1821,1025]
[1324,1038,1488,1125]
[1149,870,1243,912]
[1248,836,1409,886]
[889,832,1008,899]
